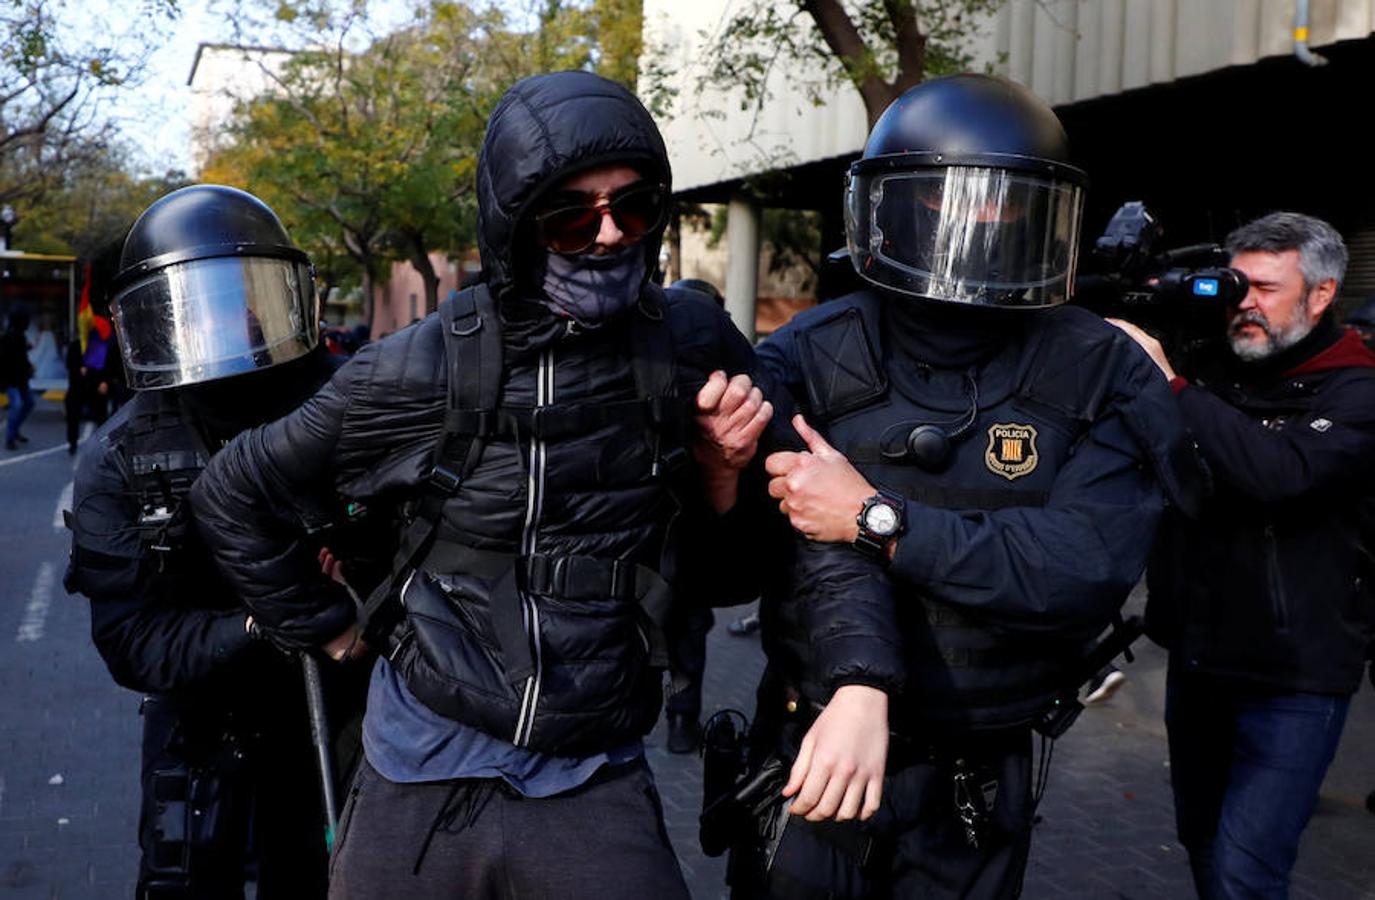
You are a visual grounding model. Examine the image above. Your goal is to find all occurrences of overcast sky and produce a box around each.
[106,0,219,175]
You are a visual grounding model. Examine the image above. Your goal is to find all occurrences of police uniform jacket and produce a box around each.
[1147,317,1375,694]
[65,350,340,701]
[756,291,1193,731]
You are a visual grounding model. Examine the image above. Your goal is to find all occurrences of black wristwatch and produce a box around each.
[853,487,905,559]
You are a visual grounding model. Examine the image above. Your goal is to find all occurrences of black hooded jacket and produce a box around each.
[189,72,760,755]
[1147,318,1375,693]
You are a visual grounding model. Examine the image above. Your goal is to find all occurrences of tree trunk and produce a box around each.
[405,232,442,316]
[342,227,378,328]
[800,0,901,129]
[360,265,375,329]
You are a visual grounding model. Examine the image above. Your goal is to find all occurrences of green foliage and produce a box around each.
[0,0,180,209]
[208,0,644,322]
[14,144,188,258]
[703,204,820,291]
[655,0,1006,129]
[762,207,821,284]
[586,0,644,88]
[206,0,501,319]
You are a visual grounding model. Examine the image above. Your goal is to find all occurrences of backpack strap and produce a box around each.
[356,285,502,642]
[630,290,689,478]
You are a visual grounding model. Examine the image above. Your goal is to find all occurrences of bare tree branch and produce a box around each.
[883,0,926,92]
[798,0,904,125]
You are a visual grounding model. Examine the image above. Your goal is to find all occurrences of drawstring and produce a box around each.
[412,780,499,875]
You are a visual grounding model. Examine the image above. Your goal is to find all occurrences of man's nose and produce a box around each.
[593,206,627,250]
[1236,286,1260,311]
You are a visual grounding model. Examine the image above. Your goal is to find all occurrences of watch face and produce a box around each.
[864,502,899,536]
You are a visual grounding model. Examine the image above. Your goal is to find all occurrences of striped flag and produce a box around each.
[76,262,112,350]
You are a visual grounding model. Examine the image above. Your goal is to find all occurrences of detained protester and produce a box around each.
[1113,212,1375,899]
[64,185,368,898]
[729,74,1195,899]
[189,71,771,899]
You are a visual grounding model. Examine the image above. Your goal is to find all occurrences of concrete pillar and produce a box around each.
[724,195,761,343]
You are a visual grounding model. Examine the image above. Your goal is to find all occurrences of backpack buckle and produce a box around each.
[426,465,463,495]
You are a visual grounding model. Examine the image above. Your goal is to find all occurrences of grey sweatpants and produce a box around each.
[329,757,690,899]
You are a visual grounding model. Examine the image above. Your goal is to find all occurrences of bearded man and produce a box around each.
[1112,211,1375,900]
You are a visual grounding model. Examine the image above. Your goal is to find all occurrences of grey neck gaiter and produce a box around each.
[541,244,647,328]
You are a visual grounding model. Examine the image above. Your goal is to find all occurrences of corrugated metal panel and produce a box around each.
[993,0,1375,106]
[1344,228,1375,297]
[646,0,1375,193]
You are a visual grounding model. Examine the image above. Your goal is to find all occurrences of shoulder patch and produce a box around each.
[796,306,887,421]
[1310,417,1333,433]
[985,423,1039,480]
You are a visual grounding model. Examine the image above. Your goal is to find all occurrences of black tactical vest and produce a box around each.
[793,292,1137,730]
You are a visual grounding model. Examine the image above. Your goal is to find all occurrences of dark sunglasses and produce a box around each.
[534,182,668,254]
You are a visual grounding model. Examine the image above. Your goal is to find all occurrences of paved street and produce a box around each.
[2,398,1373,898]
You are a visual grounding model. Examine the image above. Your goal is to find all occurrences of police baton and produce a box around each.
[300,652,340,852]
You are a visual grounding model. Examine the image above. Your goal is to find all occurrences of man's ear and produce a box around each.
[1308,278,1338,323]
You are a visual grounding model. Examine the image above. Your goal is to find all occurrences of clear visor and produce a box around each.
[111,256,319,390]
[846,167,1084,307]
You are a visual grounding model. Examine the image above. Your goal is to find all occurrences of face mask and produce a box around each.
[541,244,646,327]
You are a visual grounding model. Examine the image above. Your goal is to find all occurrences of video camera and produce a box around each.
[1075,202,1247,359]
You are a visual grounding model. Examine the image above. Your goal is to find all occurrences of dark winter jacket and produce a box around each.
[65,348,341,699]
[756,293,1191,731]
[0,328,31,390]
[189,71,760,755]
[1147,318,1375,694]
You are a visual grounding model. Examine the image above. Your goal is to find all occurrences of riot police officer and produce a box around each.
[737,74,1195,898]
[65,184,366,898]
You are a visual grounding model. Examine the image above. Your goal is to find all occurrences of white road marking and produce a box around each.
[54,481,73,530]
[80,421,94,442]
[15,562,57,643]
[0,443,66,468]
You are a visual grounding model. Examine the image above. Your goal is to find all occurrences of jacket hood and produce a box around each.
[1285,325,1375,376]
[476,71,671,300]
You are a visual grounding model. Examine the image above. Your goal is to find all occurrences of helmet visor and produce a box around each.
[848,167,1084,306]
[111,256,319,389]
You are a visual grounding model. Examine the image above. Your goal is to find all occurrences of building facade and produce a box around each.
[645,0,1375,325]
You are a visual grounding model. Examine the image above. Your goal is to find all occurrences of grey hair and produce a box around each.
[1225,212,1347,292]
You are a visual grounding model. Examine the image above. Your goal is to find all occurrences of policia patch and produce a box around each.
[985,423,1038,480]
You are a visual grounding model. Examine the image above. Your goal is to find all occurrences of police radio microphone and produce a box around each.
[879,372,980,471]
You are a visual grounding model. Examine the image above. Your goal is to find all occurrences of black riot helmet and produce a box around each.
[845,74,1088,308]
[109,184,319,390]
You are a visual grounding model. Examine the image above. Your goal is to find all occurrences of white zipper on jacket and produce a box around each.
[513,346,553,747]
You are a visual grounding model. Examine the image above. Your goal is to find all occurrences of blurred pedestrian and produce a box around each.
[63,324,115,454]
[1,306,35,450]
